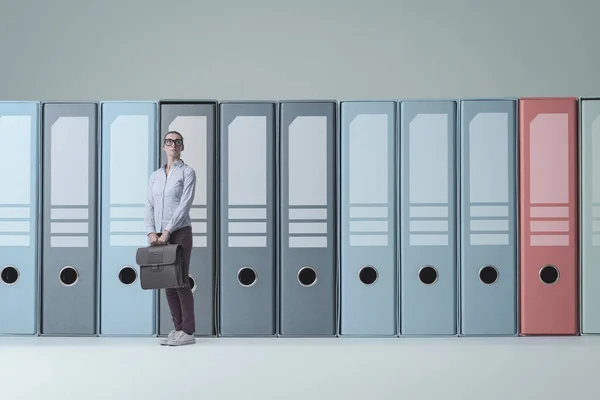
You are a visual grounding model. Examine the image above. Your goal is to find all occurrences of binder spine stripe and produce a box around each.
[50,206,89,247]
[468,204,510,246]
[49,115,91,248]
[190,205,207,248]
[528,204,570,246]
[407,111,450,247]
[408,204,448,246]
[528,112,570,247]
[466,111,511,247]
[226,114,268,249]
[288,206,327,248]
[346,112,390,248]
[109,204,146,247]
[286,114,329,249]
[0,205,31,246]
[0,114,33,247]
[348,204,388,246]
[227,206,267,247]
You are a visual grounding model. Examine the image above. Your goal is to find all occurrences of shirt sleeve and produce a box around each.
[164,166,196,233]
[145,172,156,235]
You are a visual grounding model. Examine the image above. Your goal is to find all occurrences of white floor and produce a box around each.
[1,335,600,400]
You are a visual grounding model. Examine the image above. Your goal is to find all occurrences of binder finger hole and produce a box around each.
[118,266,137,285]
[188,275,197,293]
[479,265,499,285]
[297,266,318,287]
[539,265,560,284]
[238,267,257,287]
[418,266,438,285]
[358,266,378,285]
[1,265,19,285]
[59,266,79,287]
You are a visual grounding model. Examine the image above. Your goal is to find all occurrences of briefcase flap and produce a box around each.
[136,244,182,267]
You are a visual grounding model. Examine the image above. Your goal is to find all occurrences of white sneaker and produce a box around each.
[159,330,179,345]
[167,331,196,346]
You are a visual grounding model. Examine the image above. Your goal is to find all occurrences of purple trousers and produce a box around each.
[161,225,195,335]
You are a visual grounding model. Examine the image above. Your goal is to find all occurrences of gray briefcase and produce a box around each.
[136,244,187,290]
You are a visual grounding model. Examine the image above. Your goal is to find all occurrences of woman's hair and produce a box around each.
[165,130,184,141]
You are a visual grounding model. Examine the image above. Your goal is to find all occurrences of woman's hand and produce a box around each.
[157,229,170,245]
[148,232,159,246]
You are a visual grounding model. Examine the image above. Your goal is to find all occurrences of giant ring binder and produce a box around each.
[136,244,187,290]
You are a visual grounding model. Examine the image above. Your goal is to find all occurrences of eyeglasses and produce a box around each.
[164,138,183,146]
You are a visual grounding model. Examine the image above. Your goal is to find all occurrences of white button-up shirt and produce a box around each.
[145,159,196,235]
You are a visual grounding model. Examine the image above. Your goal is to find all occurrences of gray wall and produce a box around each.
[2,0,600,101]
[2,0,600,399]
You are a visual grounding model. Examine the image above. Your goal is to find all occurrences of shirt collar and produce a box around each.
[162,159,184,170]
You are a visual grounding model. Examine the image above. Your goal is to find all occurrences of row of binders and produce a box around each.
[0,97,598,338]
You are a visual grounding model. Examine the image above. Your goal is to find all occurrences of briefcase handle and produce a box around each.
[154,232,169,246]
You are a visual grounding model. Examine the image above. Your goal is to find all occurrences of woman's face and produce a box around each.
[163,133,184,158]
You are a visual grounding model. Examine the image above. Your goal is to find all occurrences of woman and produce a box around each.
[144,130,197,346]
